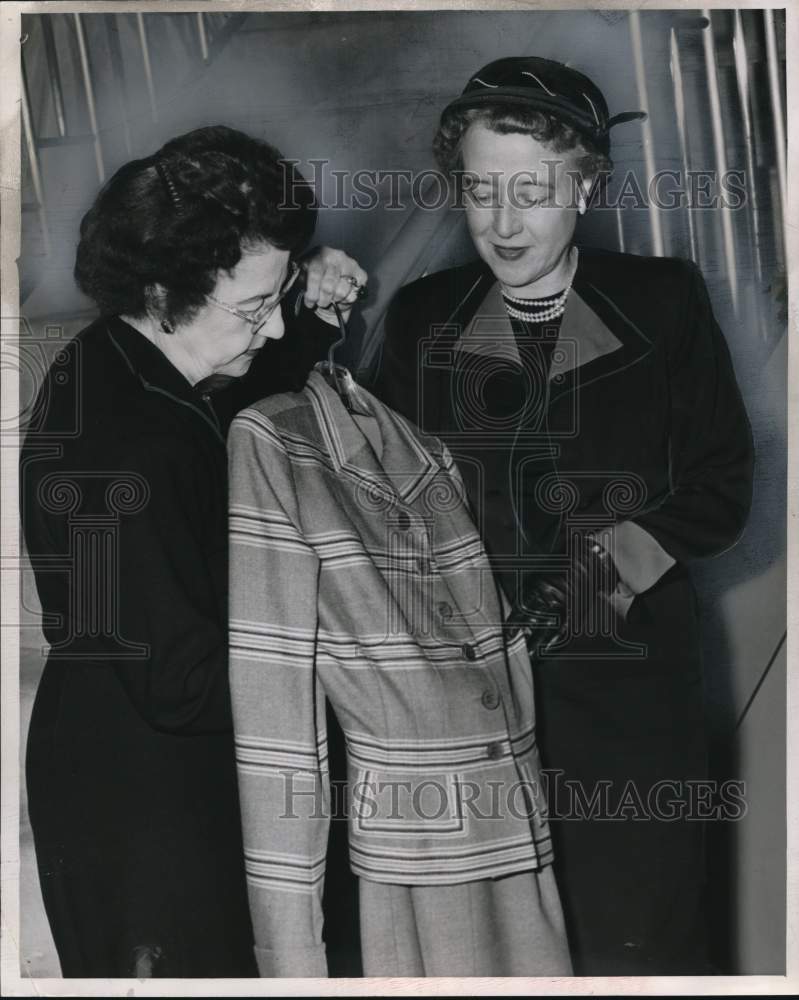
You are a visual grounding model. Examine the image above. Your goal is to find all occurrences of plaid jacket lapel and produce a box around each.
[305,370,442,504]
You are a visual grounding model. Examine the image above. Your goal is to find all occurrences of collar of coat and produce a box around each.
[304,369,450,506]
[104,316,226,444]
[437,249,656,399]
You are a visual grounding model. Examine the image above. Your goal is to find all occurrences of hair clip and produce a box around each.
[201,187,244,217]
[155,160,183,213]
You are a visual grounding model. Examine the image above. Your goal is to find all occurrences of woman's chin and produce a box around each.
[216,356,254,378]
[483,246,573,293]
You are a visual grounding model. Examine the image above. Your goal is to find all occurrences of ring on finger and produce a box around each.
[344,275,368,299]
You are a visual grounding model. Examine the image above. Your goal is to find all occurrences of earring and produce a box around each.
[580,179,595,215]
[160,318,175,334]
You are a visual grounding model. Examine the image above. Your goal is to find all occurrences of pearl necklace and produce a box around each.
[501,248,578,323]
[503,296,567,323]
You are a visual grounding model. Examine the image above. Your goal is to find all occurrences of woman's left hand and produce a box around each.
[300,246,368,321]
[506,533,621,657]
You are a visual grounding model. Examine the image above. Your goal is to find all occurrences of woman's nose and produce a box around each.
[492,203,523,239]
[257,305,286,342]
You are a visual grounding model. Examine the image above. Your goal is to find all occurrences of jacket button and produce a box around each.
[397,511,411,531]
[461,643,477,661]
[437,601,453,620]
[486,741,504,760]
[481,689,500,710]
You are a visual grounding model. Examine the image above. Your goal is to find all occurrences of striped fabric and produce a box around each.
[228,371,555,976]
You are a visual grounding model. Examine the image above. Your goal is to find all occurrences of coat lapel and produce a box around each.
[305,370,442,505]
[433,254,655,405]
[453,270,626,379]
[420,267,494,434]
[550,270,656,402]
[457,280,520,363]
[550,287,623,379]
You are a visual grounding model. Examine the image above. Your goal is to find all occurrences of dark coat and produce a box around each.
[370,246,754,974]
[21,308,335,977]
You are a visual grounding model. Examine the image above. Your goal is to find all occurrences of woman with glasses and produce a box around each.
[20,124,367,978]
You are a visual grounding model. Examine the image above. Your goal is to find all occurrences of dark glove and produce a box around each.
[506,533,620,658]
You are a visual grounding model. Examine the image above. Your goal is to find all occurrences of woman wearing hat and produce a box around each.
[373,57,754,975]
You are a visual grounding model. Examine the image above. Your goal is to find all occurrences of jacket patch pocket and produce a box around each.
[351,768,468,837]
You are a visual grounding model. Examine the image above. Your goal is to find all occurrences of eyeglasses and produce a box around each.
[206,261,301,328]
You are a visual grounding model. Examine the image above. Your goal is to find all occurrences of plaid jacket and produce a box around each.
[228,370,553,976]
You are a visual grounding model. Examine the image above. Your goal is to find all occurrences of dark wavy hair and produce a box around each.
[434,103,613,185]
[75,125,317,324]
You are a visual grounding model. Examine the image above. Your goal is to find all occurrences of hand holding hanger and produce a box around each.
[297,246,368,324]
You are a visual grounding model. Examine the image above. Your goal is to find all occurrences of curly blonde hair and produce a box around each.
[434,103,613,186]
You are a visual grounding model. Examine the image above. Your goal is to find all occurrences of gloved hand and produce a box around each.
[506,533,620,658]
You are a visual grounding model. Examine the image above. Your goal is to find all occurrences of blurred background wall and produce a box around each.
[17,8,786,977]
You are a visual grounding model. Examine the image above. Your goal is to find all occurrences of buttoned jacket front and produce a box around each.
[228,371,552,976]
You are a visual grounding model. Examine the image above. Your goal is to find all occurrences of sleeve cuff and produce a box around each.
[608,584,637,620]
[599,520,676,595]
[254,944,328,979]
